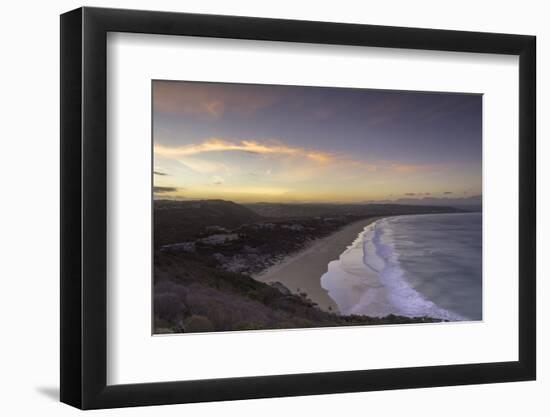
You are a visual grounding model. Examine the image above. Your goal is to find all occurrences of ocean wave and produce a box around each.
[363,218,465,321]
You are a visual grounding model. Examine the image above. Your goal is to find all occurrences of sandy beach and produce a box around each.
[254,217,382,313]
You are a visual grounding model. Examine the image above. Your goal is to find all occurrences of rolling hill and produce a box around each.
[154,199,261,248]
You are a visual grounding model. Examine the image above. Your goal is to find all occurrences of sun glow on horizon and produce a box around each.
[153,81,482,203]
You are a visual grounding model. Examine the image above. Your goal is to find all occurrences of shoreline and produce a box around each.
[253,216,383,313]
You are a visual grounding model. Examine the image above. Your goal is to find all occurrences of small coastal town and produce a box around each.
[160,215,355,275]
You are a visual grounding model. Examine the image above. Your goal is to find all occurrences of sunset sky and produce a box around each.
[153,81,482,203]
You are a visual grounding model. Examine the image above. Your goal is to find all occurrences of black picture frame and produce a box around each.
[60,6,536,410]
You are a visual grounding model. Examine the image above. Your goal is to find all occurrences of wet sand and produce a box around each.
[254,217,381,313]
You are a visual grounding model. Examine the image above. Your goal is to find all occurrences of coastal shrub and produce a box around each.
[184,315,215,333]
[212,269,262,294]
[275,320,295,329]
[155,293,187,321]
[182,282,284,331]
[234,320,265,331]
[154,316,171,330]
[176,260,262,295]
[270,296,297,313]
[274,317,315,329]
[201,301,234,330]
[155,327,174,334]
[255,286,283,305]
[154,268,178,284]
[191,289,270,330]
[173,284,188,300]
[289,317,315,328]
[269,281,292,296]
[154,280,177,294]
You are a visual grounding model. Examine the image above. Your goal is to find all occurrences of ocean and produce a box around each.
[321,212,482,321]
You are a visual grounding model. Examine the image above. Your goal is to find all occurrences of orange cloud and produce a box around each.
[154,138,451,188]
[154,138,332,163]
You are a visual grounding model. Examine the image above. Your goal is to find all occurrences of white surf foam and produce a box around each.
[363,218,465,321]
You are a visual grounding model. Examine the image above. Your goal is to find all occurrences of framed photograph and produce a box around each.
[60,7,536,409]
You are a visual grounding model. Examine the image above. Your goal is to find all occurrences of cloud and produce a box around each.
[154,138,332,163]
[153,81,279,118]
[153,186,178,194]
[178,157,228,174]
[154,171,168,176]
[154,137,452,188]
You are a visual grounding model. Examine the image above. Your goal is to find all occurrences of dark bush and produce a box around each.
[255,286,282,305]
[155,280,177,294]
[154,316,171,330]
[184,315,215,333]
[155,293,186,321]
[234,321,265,331]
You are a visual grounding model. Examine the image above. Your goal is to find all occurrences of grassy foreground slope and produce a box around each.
[154,252,441,333]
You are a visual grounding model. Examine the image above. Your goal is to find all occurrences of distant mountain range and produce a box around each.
[366,195,482,209]
[246,201,466,218]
